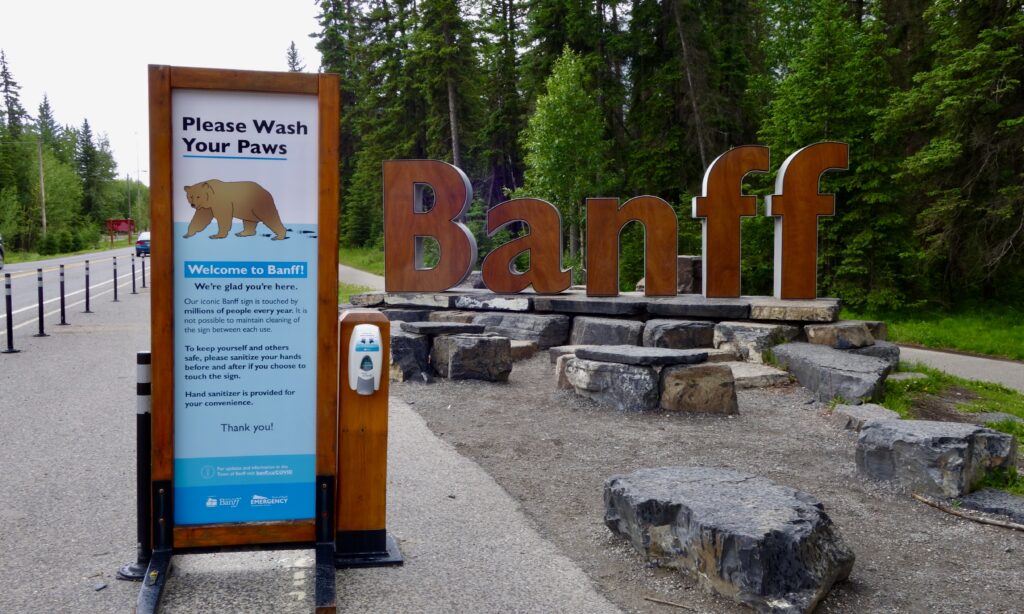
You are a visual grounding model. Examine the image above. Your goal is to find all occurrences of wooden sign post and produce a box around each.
[144,65,340,612]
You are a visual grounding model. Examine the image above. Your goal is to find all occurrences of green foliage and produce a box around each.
[882,363,1024,438]
[882,1,1024,303]
[338,245,385,277]
[316,1,1024,314]
[845,304,1024,361]
[517,46,612,269]
[975,467,1024,497]
[338,282,373,304]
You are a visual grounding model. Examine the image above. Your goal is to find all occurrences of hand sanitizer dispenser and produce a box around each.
[348,323,383,396]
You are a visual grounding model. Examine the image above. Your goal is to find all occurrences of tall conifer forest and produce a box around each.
[0,51,148,256]
[317,0,1024,309]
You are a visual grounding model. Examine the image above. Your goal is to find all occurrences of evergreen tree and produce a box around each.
[517,47,612,264]
[477,0,527,206]
[342,0,426,246]
[761,0,904,308]
[412,0,479,171]
[884,0,1024,302]
[36,94,60,148]
[287,41,306,72]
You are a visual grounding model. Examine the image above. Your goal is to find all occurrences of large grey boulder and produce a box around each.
[647,296,750,320]
[548,345,594,364]
[430,334,512,382]
[830,404,901,431]
[554,354,575,390]
[390,329,433,383]
[428,310,478,323]
[642,319,715,349]
[848,340,900,371]
[534,294,647,316]
[401,321,485,335]
[453,292,532,312]
[805,322,875,349]
[564,358,659,411]
[575,345,707,367]
[856,420,1017,497]
[713,322,800,364]
[384,292,455,308]
[747,298,841,322]
[956,489,1024,524]
[842,319,888,341]
[510,340,538,361]
[472,312,571,349]
[381,308,433,322]
[570,316,644,346]
[659,364,738,414]
[724,362,793,389]
[772,343,891,404]
[350,292,386,307]
[605,466,855,614]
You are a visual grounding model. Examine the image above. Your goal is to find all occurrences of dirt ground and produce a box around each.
[393,355,1024,614]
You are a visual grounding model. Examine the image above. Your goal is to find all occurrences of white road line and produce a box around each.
[0,273,143,321]
[0,278,142,338]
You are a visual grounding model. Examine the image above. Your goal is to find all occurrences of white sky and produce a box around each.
[0,1,324,183]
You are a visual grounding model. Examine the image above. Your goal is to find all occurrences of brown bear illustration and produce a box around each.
[183,179,288,240]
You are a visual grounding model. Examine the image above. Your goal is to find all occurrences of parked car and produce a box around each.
[0,233,5,270]
[136,231,151,257]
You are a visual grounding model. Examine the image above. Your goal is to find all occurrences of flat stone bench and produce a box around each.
[772,342,891,403]
[605,466,855,614]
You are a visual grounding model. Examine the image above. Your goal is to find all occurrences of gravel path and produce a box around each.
[900,346,1024,393]
[396,355,1024,614]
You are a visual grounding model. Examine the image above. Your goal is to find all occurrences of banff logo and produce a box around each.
[205,496,241,509]
[250,494,289,507]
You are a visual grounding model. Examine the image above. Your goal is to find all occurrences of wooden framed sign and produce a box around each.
[149,65,339,551]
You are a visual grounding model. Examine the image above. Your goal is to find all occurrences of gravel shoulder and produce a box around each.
[395,355,1024,614]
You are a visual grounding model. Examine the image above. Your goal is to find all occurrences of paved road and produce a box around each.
[900,346,1024,393]
[0,264,617,613]
[0,247,142,346]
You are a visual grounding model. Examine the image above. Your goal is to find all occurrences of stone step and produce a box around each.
[720,361,792,389]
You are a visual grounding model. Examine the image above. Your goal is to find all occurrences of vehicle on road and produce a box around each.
[0,233,5,270]
[136,231,151,257]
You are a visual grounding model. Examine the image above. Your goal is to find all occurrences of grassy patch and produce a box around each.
[339,282,373,304]
[882,363,1024,441]
[975,468,1024,497]
[843,305,1024,361]
[6,238,135,264]
[339,246,385,277]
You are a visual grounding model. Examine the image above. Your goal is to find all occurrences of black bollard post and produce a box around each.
[84,260,92,313]
[141,257,146,289]
[117,351,153,581]
[131,255,137,294]
[3,273,19,354]
[34,268,48,338]
[113,256,119,302]
[58,265,68,325]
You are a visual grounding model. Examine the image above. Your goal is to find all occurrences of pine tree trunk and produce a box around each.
[672,0,708,168]
[447,76,461,170]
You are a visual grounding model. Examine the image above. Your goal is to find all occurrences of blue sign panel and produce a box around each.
[172,90,319,525]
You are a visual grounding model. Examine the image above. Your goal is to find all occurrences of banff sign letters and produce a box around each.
[383,142,849,300]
